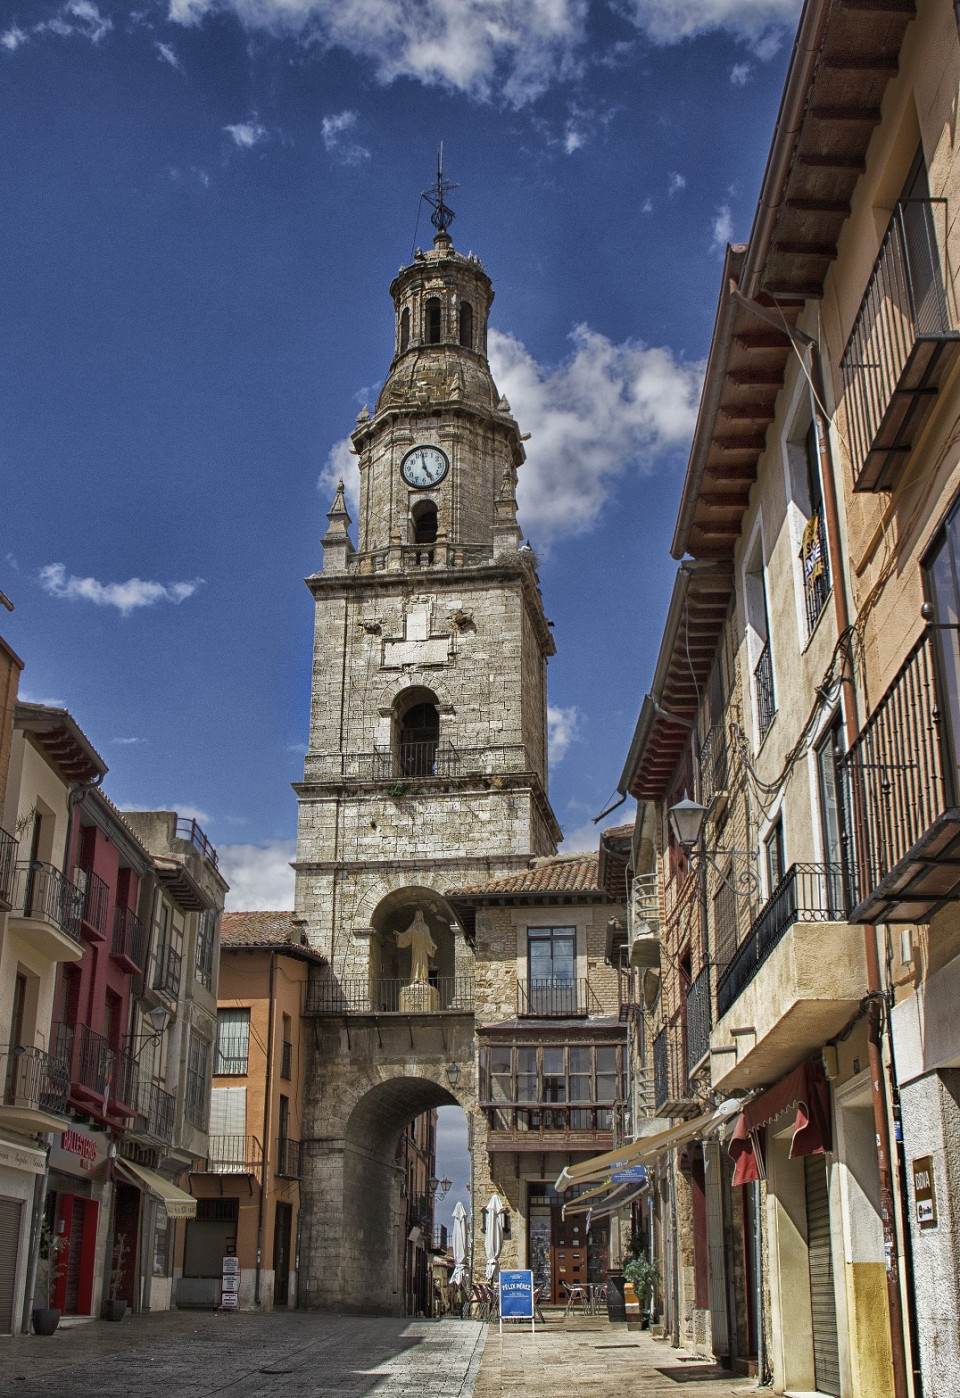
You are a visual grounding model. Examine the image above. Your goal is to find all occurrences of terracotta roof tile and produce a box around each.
[221,911,325,961]
[448,854,604,898]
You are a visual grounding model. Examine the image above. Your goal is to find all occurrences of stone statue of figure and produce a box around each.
[396,909,437,985]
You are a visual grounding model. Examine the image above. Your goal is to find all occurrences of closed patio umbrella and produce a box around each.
[484,1193,505,1281]
[451,1201,468,1288]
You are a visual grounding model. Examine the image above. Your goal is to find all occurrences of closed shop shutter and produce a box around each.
[0,1197,23,1333]
[804,1155,841,1397]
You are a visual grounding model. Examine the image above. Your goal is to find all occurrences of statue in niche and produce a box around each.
[395,909,437,985]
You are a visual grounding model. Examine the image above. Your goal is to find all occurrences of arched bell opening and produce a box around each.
[425,296,443,345]
[459,301,474,349]
[399,306,410,353]
[395,686,441,777]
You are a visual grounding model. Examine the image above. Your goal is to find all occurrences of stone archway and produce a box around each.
[341,1076,461,1315]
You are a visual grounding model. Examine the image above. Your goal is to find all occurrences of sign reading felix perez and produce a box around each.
[913,1155,937,1229]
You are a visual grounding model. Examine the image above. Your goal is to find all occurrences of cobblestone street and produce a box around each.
[0,1312,755,1398]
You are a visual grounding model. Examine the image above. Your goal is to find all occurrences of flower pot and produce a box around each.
[104,1299,127,1321]
[32,1307,61,1335]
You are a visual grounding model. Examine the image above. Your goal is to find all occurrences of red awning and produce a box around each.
[729,1060,832,1187]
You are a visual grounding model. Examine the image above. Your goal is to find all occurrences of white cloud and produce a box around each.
[317,437,359,516]
[169,0,588,106]
[171,803,211,823]
[710,203,733,250]
[487,325,703,544]
[156,40,184,70]
[112,736,146,745]
[19,690,66,708]
[1,25,27,50]
[640,197,653,214]
[668,171,686,196]
[620,0,800,59]
[559,801,637,854]
[321,109,370,164]
[218,838,297,911]
[730,61,751,85]
[223,120,268,148]
[38,563,204,616]
[39,1,112,43]
[548,704,580,763]
[563,122,585,154]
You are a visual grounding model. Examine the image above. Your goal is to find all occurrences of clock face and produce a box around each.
[401,445,449,489]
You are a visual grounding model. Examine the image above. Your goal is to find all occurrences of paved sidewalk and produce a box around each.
[0,1311,486,1398]
[475,1315,758,1398]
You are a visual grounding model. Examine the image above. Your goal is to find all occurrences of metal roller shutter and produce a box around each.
[0,1196,23,1333]
[804,1156,841,1397]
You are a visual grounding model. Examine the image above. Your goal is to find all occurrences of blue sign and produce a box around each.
[610,1166,648,1184]
[499,1269,535,1319]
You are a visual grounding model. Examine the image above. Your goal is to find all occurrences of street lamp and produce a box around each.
[129,1004,171,1059]
[446,1062,461,1089]
[667,795,759,900]
[429,1176,453,1201]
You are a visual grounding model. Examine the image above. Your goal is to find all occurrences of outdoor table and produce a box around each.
[588,1282,607,1315]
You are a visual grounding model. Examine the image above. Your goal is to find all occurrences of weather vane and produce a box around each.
[422,144,458,234]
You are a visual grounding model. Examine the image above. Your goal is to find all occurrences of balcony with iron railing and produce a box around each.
[839,625,960,924]
[0,1044,71,1132]
[111,905,146,973]
[304,974,474,1016]
[516,978,601,1018]
[8,861,84,959]
[754,642,776,743]
[176,817,219,868]
[652,1024,699,1117]
[130,1078,175,1144]
[58,1021,140,1117]
[194,1135,263,1181]
[0,825,16,909]
[303,742,533,785]
[685,967,712,1075]
[153,941,183,1001]
[710,863,866,1092]
[841,198,960,493]
[76,867,110,939]
[432,1224,448,1253]
[276,1136,301,1179]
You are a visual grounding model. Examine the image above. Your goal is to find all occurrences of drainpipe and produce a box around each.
[808,348,912,1398]
[255,950,277,1307]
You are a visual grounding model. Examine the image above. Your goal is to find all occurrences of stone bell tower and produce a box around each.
[293,192,561,982]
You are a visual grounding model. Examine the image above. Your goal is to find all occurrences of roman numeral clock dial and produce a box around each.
[401,445,448,489]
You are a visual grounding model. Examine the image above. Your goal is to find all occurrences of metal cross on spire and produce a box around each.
[422,143,459,234]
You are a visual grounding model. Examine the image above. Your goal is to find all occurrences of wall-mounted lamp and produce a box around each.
[429,1176,453,1201]
[446,1062,461,1089]
[130,1004,172,1059]
[668,795,760,901]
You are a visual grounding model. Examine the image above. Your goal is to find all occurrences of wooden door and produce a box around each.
[551,1207,588,1302]
[273,1202,292,1307]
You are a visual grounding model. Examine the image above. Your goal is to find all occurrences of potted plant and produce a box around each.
[623,1255,659,1327]
[32,1221,66,1335]
[104,1232,130,1321]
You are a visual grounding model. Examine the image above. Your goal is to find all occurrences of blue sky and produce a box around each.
[2,0,800,910]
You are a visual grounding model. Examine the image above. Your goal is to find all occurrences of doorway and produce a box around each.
[273,1202,292,1306]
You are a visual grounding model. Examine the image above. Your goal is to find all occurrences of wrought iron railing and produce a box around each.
[652,1023,696,1114]
[517,978,599,1017]
[700,721,729,804]
[408,1193,433,1227]
[132,1079,175,1143]
[841,198,957,490]
[754,642,776,741]
[176,817,219,868]
[10,862,83,942]
[111,905,146,970]
[153,941,183,999]
[840,626,955,915]
[716,863,847,1018]
[202,1135,263,1177]
[304,974,474,1015]
[618,964,642,1019]
[275,1136,301,1178]
[433,1224,448,1252]
[685,967,711,1073]
[305,743,532,783]
[64,1022,139,1110]
[76,867,109,937]
[803,503,831,634]
[0,825,16,907]
[280,1039,293,1080]
[1,1044,70,1116]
